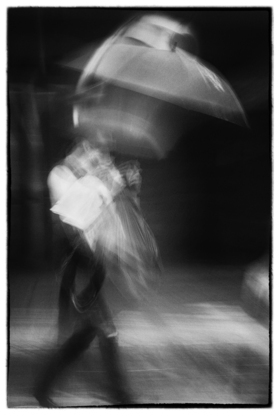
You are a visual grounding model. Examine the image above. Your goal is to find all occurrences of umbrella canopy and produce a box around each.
[77,14,247,127]
[71,14,248,159]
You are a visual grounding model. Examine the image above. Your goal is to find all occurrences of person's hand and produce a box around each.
[119,162,141,189]
[126,166,141,187]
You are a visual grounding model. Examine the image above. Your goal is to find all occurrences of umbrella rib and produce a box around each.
[77,32,124,91]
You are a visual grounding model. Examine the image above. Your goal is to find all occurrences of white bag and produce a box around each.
[50,173,112,231]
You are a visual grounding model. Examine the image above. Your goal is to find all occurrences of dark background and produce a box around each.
[8,7,272,271]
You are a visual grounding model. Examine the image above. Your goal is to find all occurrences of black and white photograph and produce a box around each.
[7,5,272,408]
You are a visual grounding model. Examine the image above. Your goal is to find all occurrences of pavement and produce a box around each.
[7,263,270,407]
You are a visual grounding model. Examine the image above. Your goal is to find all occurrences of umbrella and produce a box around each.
[72,15,248,158]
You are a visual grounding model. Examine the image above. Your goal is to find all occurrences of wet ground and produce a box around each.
[7,263,270,407]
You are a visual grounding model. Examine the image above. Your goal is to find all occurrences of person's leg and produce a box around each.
[35,250,106,407]
[34,322,97,407]
[72,252,106,313]
[98,330,134,405]
[57,248,78,342]
[97,294,134,405]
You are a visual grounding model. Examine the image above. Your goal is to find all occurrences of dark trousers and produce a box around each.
[36,318,132,405]
[35,240,133,405]
[57,243,105,340]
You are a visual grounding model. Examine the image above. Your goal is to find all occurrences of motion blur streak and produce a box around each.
[8,8,271,408]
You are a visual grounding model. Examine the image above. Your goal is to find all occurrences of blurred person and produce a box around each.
[34,134,160,407]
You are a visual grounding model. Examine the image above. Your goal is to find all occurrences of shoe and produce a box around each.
[34,390,59,408]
